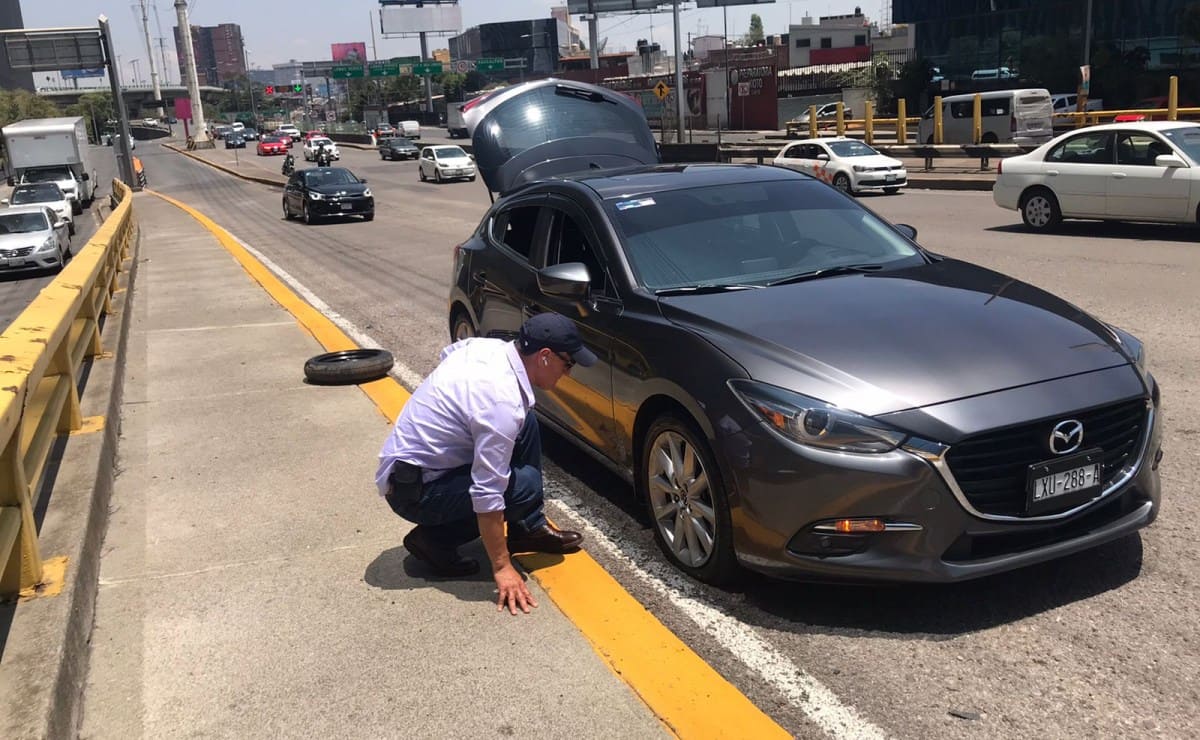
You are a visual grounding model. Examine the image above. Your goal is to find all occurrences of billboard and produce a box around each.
[330,42,367,63]
[379,5,463,35]
[62,67,105,79]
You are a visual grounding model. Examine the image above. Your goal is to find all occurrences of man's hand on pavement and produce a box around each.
[494,563,538,615]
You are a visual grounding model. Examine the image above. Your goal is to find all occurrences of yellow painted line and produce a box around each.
[145,191,790,740]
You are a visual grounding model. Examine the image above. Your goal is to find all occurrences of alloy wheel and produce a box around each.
[647,430,717,568]
[1024,196,1053,228]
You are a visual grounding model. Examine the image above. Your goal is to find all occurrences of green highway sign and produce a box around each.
[475,58,504,72]
[368,61,399,77]
[412,62,443,75]
[331,65,364,79]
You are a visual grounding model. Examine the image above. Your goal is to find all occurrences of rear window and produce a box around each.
[0,211,50,233]
[11,184,62,203]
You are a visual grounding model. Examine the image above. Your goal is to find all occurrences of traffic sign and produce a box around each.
[476,58,504,72]
[412,62,443,75]
[264,85,275,95]
[292,83,303,93]
[368,61,399,77]
[331,65,365,79]
[653,81,670,101]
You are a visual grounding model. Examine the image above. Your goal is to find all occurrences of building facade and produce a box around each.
[448,18,568,79]
[788,9,873,68]
[173,23,246,85]
[893,0,1199,75]
[0,0,34,91]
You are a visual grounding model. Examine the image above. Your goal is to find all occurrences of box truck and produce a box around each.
[2,117,97,214]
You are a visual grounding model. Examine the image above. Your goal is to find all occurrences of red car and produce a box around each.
[303,130,325,142]
[257,136,290,156]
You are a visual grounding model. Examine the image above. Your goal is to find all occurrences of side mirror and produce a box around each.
[1155,154,1186,168]
[895,223,918,241]
[80,172,90,181]
[816,153,830,161]
[56,219,68,228]
[537,262,591,299]
[359,178,368,184]
[0,199,7,205]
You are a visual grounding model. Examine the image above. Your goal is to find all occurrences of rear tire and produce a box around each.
[419,167,426,182]
[982,132,999,144]
[304,349,394,385]
[1020,188,1062,231]
[282,199,291,220]
[450,310,476,342]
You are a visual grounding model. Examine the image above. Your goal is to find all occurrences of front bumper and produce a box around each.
[436,166,475,179]
[854,171,908,190]
[307,195,374,217]
[0,245,65,272]
[721,380,1162,583]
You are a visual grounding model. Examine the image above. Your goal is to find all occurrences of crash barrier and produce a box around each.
[327,133,375,147]
[707,141,1027,172]
[0,179,133,599]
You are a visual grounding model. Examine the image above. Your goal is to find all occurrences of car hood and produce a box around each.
[0,230,51,249]
[658,259,1131,416]
[310,182,368,196]
[845,154,903,168]
[469,78,659,196]
[436,156,473,166]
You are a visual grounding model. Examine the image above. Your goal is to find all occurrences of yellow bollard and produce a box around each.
[973,93,982,144]
[933,95,943,144]
[1169,75,1178,121]
[809,105,818,139]
[897,99,907,145]
[864,101,874,145]
[835,102,845,136]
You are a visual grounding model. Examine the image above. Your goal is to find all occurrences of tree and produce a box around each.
[439,72,467,102]
[65,91,113,143]
[463,70,488,94]
[0,88,62,130]
[745,14,764,45]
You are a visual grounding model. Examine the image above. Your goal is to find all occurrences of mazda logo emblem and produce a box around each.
[1049,419,1084,455]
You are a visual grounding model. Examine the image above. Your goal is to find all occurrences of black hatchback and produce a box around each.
[282,167,374,224]
[379,137,419,160]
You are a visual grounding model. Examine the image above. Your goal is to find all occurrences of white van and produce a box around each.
[918,89,1053,145]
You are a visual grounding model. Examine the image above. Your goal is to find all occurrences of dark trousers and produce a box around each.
[385,411,547,550]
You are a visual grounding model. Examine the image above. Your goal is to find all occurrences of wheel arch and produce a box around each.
[631,392,722,501]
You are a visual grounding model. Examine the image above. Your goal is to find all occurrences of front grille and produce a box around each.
[0,247,35,258]
[945,398,1147,516]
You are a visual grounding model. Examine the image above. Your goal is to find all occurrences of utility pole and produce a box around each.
[174,0,210,145]
[672,0,685,142]
[138,0,165,118]
[99,15,137,188]
[587,0,599,70]
[419,31,433,116]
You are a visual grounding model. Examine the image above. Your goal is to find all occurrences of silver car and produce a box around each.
[0,205,72,274]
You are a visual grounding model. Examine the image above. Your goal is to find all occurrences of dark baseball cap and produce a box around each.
[517,313,597,367]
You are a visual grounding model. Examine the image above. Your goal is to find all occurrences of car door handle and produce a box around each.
[1111,172,1127,179]
[1045,169,1059,176]
[471,270,486,283]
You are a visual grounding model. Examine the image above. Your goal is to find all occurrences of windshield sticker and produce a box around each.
[615,197,656,211]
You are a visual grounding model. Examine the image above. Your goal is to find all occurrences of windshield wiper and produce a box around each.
[767,264,885,286]
[654,283,764,296]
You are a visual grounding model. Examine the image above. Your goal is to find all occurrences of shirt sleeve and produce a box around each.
[465,379,525,514]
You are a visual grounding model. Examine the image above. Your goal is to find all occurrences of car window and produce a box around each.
[1161,126,1200,164]
[1116,132,1173,166]
[547,210,609,293]
[828,140,879,157]
[1046,131,1113,164]
[782,145,803,159]
[490,205,540,261]
[982,98,1011,117]
[609,181,924,290]
[11,184,62,203]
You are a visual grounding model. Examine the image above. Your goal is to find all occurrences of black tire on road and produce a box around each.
[451,310,476,341]
[833,172,852,194]
[435,169,442,184]
[304,349,394,385]
[282,198,291,220]
[884,187,901,195]
[1020,187,1062,231]
[303,202,314,225]
[363,211,374,222]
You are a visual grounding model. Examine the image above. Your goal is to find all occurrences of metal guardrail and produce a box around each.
[0,179,133,599]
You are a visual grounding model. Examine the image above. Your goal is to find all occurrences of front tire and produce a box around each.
[884,187,901,195]
[419,166,426,182]
[302,201,314,225]
[450,310,476,341]
[434,169,442,184]
[832,172,852,194]
[640,414,737,585]
[282,198,292,220]
[1020,188,1062,231]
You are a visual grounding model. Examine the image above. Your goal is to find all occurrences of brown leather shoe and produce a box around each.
[507,523,583,555]
[403,527,480,577]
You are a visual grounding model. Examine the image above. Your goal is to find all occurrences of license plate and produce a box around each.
[340,203,353,211]
[1026,448,1103,515]
[885,173,896,181]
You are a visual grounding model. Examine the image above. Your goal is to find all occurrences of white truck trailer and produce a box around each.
[2,117,97,214]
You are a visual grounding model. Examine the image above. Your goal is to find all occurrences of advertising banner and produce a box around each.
[330,42,367,64]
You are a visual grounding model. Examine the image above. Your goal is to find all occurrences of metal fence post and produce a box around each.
[897,99,907,145]
[933,95,943,145]
[864,100,874,145]
[973,93,983,145]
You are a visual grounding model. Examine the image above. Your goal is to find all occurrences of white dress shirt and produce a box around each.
[375,338,535,514]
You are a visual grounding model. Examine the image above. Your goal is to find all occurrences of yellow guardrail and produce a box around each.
[0,179,134,599]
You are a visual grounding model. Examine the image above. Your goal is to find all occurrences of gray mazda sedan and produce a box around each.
[448,80,1163,585]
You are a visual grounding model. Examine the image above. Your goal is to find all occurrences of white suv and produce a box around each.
[277,124,302,142]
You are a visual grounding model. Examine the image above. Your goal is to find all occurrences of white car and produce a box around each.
[399,120,420,139]
[277,124,302,142]
[3,182,74,235]
[418,145,476,183]
[773,137,907,195]
[17,165,85,213]
[993,121,1200,230]
[0,205,72,274]
[302,137,341,161]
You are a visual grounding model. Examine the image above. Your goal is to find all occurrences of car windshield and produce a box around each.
[311,138,332,147]
[0,212,50,233]
[11,184,62,204]
[1161,126,1200,164]
[262,137,283,144]
[303,169,359,186]
[434,147,467,159]
[827,140,880,157]
[23,167,70,182]
[609,180,924,291]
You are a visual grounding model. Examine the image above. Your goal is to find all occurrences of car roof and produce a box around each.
[787,137,858,145]
[1061,121,1199,133]
[568,163,811,201]
[0,204,54,216]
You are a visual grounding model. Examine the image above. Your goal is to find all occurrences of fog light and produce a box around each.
[831,518,886,533]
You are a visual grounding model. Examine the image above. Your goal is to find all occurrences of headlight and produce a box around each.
[729,379,907,453]
[308,191,324,200]
[37,235,58,252]
[363,188,373,197]
[1106,324,1146,371]
[852,165,867,173]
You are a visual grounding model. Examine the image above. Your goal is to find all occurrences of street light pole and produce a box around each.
[175,0,210,145]
[672,0,685,142]
[138,0,165,118]
[98,15,137,188]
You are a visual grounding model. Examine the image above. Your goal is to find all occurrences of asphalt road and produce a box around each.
[140,139,1199,739]
[0,146,120,331]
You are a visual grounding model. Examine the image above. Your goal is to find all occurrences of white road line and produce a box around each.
[220,222,886,740]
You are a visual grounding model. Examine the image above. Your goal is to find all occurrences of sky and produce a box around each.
[22,0,877,87]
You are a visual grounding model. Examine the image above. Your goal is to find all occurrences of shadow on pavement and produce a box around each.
[987,221,1199,243]
[364,545,495,599]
